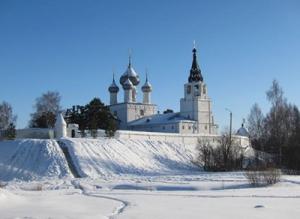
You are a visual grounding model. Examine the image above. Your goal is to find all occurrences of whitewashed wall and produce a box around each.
[112,130,250,148]
[16,128,54,139]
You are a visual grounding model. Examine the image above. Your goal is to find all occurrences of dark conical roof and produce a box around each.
[188,47,203,83]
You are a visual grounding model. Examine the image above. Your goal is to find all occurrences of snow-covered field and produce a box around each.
[1,139,300,219]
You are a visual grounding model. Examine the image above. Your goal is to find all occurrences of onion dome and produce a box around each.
[236,123,249,137]
[108,74,119,93]
[123,78,134,90]
[120,55,140,86]
[142,74,152,93]
[188,45,203,83]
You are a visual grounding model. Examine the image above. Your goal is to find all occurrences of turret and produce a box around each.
[55,113,67,138]
[142,73,152,104]
[108,74,119,105]
[123,78,133,103]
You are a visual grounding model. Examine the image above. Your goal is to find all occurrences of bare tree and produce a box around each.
[29,91,62,128]
[264,80,291,166]
[247,103,265,150]
[0,101,17,130]
[195,132,244,171]
[266,79,285,108]
[247,103,264,140]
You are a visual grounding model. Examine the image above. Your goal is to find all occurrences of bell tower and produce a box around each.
[180,44,217,134]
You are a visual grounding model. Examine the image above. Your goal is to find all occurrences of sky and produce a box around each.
[0,0,299,130]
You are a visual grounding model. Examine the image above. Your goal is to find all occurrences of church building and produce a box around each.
[108,46,218,135]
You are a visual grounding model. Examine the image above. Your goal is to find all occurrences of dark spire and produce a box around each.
[188,44,203,83]
[128,49,132,67]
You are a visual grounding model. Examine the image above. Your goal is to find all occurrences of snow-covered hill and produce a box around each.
[0,138,198,181]
[0,139,71,181]
[61,138,198,178]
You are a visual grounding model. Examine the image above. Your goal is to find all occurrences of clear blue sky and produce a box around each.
[0,0,299,130]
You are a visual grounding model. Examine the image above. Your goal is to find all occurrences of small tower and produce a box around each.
[108,74,119,105]
[142,73,152,104]
[123,78,133,103]
[55,113,67,139]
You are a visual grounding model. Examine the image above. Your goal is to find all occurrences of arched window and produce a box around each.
[140,109,144,116]
[187,85,191,94]
[71,130,76,138]
[194,84,200,96]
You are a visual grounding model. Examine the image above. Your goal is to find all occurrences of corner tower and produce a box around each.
[180,45,218,134]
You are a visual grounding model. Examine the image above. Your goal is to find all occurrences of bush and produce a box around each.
[245,167,281,186]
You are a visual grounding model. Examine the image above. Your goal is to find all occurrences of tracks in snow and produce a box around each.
[71,180,130,219]
[87,193,129,219]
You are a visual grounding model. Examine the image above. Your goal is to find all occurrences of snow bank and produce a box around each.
[0,139,71,181]
[61,138,198,178]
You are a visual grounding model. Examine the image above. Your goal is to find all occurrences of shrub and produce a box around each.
[245,167,281,186]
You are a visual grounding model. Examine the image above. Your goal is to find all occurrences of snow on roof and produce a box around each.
[128,112,195,126]
[123,65,138,78]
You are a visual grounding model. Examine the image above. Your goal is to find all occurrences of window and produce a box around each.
[114,111,117,116]
[187,85,191,94]
[205,125,207,130]
[188,126,191,130]
[171,126,174,129]
[182,125,185,129]
[71,130,76,138]
[140,109,144,116]
[194,85,200,96]
[162,126,165,130]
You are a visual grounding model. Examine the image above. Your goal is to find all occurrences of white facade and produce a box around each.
[110,103,156,129]
[180,81,217,134]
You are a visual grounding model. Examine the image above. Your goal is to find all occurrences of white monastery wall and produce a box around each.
[113,129,250,148]
[16,128,54,139]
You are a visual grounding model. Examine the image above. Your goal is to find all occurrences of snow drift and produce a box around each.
[0,139,71,181]
[61,138,198,178]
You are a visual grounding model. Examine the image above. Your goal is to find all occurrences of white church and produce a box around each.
[108,46,218,135]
